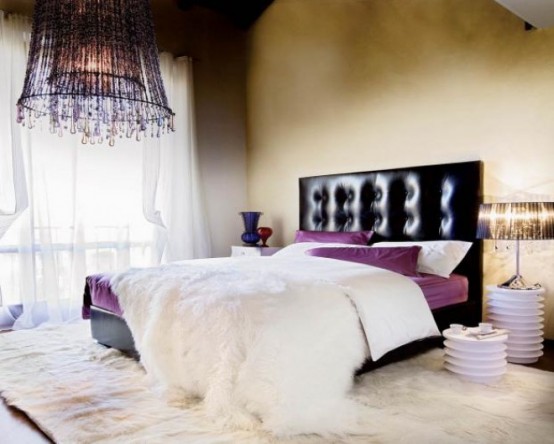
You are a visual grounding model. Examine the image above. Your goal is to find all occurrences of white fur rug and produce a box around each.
[0,322,552,444]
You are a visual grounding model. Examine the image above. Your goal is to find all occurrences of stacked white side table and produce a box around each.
[486,285,545,364]
[443,327,508,384]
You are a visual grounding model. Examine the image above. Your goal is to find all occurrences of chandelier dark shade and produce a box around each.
[16,0,174,146]
[476,202,554,289]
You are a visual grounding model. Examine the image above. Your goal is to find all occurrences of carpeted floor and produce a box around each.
[0,322,553,444]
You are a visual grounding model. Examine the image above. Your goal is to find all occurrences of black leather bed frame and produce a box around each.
[89,160,483,371]
[299,160,483,372]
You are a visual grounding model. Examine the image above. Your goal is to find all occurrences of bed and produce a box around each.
[82,160,482,434]
[84,160,482,359]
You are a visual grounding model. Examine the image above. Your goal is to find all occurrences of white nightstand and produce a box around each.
[231,246,281,257]
[485,285,545,364]
[443,327,508,384]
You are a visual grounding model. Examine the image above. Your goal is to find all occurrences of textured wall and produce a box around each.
[247,0,554,336]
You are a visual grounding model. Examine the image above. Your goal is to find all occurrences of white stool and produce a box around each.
[443,327,508,384]
[486,285,545,364]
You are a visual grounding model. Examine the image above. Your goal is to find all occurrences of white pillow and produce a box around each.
[273,242,369,258]
[372,240,472,278]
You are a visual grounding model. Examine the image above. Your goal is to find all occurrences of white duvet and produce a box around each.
[111,255,439,436]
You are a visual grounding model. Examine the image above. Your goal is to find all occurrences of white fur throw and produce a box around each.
[111,256,439,436]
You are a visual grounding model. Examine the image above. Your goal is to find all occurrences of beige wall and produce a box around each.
[246,0,554,336]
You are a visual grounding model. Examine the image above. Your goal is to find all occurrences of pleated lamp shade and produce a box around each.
[477,202,554,241]
[476,201,554,289]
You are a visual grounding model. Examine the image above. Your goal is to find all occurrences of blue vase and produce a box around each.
[239,211,262,246]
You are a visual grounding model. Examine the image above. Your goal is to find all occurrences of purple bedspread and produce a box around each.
[413,273,468,310]
[82,271,468,320]
[82,273,121,319]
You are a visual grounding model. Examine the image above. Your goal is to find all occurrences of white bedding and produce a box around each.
[111,255,439,436]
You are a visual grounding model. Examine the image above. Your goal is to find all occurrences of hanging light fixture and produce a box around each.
[16,0,174,146]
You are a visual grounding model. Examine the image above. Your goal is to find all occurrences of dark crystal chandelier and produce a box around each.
[16,0,174,146]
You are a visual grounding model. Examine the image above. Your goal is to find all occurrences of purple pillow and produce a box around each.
[294,230,373,245]
[306,246,422,277]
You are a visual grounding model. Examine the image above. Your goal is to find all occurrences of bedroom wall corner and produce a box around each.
[158,8,249,257]
[245,0,554,337]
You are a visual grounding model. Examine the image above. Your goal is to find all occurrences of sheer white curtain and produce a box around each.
[0,13,211,329]
[0,13,28,239]
[0,13,30,326]
[144,54,211,264]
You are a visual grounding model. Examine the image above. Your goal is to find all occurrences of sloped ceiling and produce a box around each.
[177,0,274,29]
[494,0,554,28]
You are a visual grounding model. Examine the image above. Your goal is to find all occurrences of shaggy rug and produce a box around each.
[0,323,552,444]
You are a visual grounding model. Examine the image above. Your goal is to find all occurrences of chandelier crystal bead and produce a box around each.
[16,0,174,146]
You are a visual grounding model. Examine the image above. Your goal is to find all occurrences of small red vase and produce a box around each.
[257,226,273,247]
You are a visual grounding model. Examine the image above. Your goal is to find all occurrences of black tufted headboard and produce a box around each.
[299,161,483,335]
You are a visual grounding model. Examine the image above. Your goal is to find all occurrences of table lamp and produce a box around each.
[476,202,554,289]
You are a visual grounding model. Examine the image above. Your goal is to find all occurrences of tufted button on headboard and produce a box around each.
[299,161,483,329]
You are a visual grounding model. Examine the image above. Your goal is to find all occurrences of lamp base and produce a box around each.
[498,274,541,290]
